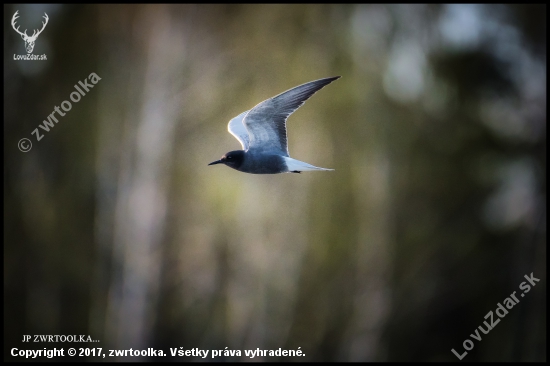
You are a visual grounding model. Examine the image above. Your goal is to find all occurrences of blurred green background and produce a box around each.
[4,4,546,362]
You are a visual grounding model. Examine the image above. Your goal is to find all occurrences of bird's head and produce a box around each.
[208,150,244,170]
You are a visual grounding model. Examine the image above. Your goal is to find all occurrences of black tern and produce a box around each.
[208,76,340,174]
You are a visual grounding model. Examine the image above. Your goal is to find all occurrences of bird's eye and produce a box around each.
[227,156,232,160]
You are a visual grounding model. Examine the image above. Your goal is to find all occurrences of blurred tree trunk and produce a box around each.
[92,5,186,356]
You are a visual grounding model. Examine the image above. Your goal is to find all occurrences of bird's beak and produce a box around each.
[208,159,223,166]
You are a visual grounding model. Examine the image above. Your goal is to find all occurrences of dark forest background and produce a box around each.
[4,4,546,361]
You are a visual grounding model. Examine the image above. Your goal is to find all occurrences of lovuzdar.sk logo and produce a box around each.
[12,10,48,60]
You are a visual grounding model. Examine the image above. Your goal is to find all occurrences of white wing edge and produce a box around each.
[227,110,250,150]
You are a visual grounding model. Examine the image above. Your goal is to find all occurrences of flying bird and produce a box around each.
[208,76,340,174]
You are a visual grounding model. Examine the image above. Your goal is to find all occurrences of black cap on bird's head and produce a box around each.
[208,150,244,170]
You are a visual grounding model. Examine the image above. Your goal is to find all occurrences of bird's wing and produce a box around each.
[243,76,340,156]
[227,111,251,150]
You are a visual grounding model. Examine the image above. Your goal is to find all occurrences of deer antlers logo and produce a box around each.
[11,10,49,54]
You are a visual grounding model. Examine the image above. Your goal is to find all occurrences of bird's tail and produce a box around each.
[283,157,334,172]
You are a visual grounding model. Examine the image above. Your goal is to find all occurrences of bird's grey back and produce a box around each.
[238,152,288,174]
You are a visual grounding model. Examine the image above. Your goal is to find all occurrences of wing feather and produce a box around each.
[227,111,250,150]
[243,76,340,156]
